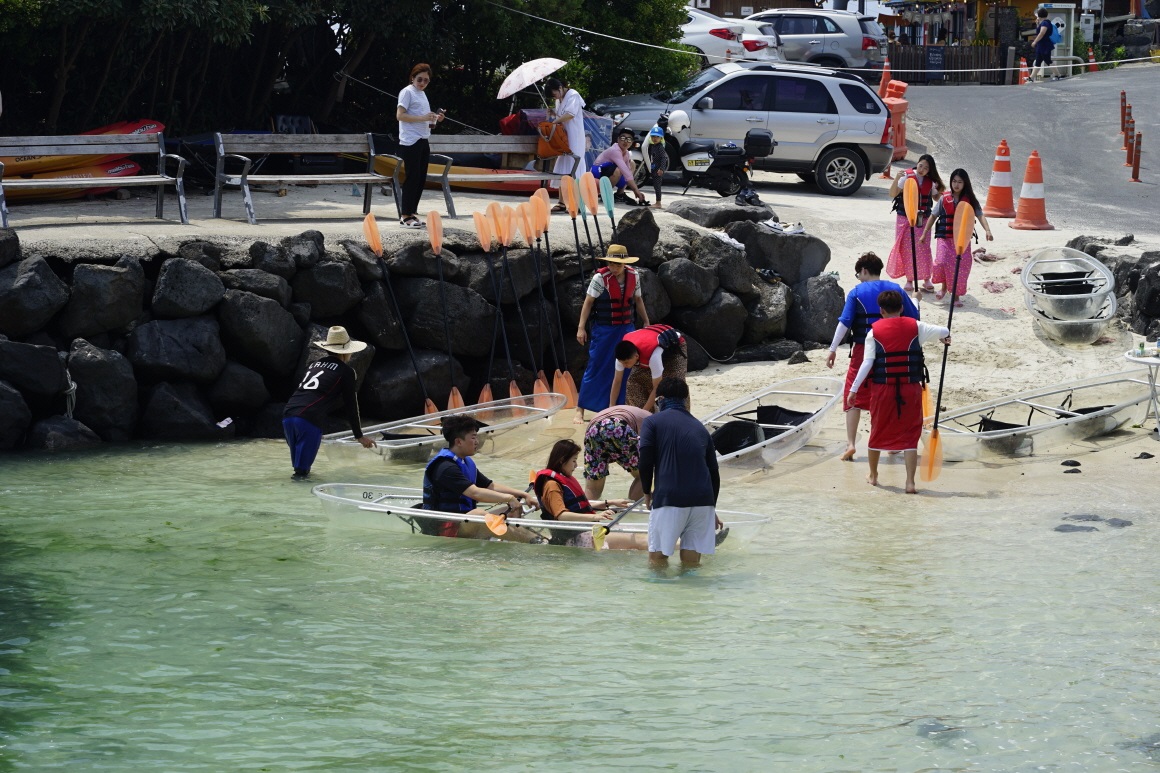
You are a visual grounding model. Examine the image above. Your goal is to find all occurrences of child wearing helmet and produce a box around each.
[644,125,669,209]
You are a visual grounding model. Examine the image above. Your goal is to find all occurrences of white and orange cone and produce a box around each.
[1010,150,1054,230]
[1018,57,1031,85]
[983,139,1017,218]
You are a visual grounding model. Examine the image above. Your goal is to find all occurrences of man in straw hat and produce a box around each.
[574,244,650,424]
[283,326,376,481]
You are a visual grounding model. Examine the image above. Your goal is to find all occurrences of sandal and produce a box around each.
[551,203,567,213]
[400,216,423,229]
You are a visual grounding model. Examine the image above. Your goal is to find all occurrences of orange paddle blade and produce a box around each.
[362,213,384,257]
[477,383,493,404]
[921,428,943,482]
[516,202,535,246]
[448,386,466,410]
[485,511,509,536]
[560,176,579,219]
[471,211,493,253]
[902,176,919,227]
[921,384,934,427]
[580,172,599,216]
[562,371,579,409]
[428,210,443,255]
[552,370,575,409]
[533,187,552,213]
[533,375,553,409]
[509,380,522,399]
[500,206,516,247]
[424,398,439,415]
[530,194,549,236]
[953,202,975,256]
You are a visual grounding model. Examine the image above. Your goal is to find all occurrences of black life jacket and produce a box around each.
[420,449,477,537]
[593,267,636,326]
[870,316,927,418]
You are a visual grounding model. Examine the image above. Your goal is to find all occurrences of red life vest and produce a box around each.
[593,267,636,326]
[892,169,935,218]
[869,317,925,386]
[934,191,957,240]
[624,324,681,368]
[533,469,595,517]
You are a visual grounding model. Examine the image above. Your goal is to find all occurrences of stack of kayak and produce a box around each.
[1022,247,1117,345]
[0,119,159,202]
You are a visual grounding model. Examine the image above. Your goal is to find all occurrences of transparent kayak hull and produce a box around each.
[1026,292,1116,345]
[1021,247,1115,321]
[312,483,771,550]
[924,370,1151,461]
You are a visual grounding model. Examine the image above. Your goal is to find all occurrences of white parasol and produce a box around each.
[496,57,567,100]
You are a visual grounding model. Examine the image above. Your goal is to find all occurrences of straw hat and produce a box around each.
[600,244,639,264]
[313,326,367,354]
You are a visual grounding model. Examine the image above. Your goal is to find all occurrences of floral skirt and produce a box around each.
[886,215,933,287]
[930,238,971,297]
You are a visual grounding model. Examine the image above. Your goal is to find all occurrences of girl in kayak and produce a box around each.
[534,439,643,549]
[920,167,993,307]
[886,154,945,294]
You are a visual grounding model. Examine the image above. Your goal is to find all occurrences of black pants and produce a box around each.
[399,138,430,217]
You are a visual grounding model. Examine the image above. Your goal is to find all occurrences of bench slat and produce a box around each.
[219,173,385,185]
[0,134,160,147]
[3,175,175,189]
[0,143,160,157]
[217,133,371,154]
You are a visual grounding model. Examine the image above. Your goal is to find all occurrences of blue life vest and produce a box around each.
[421,449,478,536]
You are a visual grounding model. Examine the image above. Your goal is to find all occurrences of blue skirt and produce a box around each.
[578,322,633,412]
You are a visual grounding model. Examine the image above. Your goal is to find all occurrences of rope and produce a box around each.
[58,353,77,419]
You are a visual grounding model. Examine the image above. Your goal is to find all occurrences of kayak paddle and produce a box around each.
[484,471,538,537]
[496,204,538,399]
[580,171,605,254]
[922,200,974,483]
[599,174,617,239]
[427,211,464,410]
[532,191,578,408]
[471,211,499,405]
[485,203,521,399]
[903,175,921,307]
[560,176,587,287]
[592,496,646,551]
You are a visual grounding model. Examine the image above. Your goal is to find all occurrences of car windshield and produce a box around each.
[859,18,884,36]
[664,67,728,104]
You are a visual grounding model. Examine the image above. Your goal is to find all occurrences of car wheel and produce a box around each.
[814,148,865,196]
[634,161,650,189]
[796,172,816,185]
[693,48,710,69]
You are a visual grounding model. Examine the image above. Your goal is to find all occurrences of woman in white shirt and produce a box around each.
[545,77,586,213]
[395,63,444,229]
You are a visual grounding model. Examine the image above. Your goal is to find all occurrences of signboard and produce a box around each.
[926,45,945,81]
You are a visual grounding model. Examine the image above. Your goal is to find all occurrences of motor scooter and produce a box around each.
[630,110,775,197]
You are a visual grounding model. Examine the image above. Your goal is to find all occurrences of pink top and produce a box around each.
[593,144,634,181]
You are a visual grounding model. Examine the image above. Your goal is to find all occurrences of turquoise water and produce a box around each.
[1,437,1159,770]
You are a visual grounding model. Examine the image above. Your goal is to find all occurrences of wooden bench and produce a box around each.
[386,135,579,219]
[213,133,392,224]
[0,133,188,228]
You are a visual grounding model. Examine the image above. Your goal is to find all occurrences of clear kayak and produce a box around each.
[312,483,772,550]
[1025,292,1117,345]
[1021,246,1115,321]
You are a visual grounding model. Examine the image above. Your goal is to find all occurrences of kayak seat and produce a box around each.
[1059,404,1111,417]
[730,404,814,437]
[380,431,432,441]
[978,415,1024,432]
[711,420,765,455]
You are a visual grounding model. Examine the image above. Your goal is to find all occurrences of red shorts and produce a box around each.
[439,520,460,538]
[868,381,924,451]
[844,343,872,411]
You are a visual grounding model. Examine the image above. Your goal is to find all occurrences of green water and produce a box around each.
[1,438,1158,771]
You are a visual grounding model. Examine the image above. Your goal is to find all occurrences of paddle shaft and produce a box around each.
[483,251,517,383]
[595,496,646,536]
[591,213,606,255]
[930,249,965,432]
[432,248,457,389]
[376,256,432,404]
[542,229,570,372]
[909,221,921,310]
[500,244,540,373]
[570,217,588,288]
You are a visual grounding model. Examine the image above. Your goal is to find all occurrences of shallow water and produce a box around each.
[1,436,1158,771]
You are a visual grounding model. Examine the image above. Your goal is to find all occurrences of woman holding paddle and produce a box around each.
[395,63,444,229]
[533,439,643,549]
[886,154,945,294]
[920,168,993,308]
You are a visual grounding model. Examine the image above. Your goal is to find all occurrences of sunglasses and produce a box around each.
[415,76,430,83]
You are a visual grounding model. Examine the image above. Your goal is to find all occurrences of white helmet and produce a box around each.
[667,110,690,134]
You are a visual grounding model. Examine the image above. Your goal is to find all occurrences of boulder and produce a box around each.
[283,230,325,270]
[685,335,710,373]
[557,277,587,332]
[666,198,775,229]
[127,316,227,384]
[786,274,844,345]
[690,234,758,299]
[139,382,233,440]
[462,249,542,304]
[68,339,138,441]
[387,243,468,282]
[725,221,831,286]
[207,361,271,416]
[395,277,497,358]
[0,338,67,394]
[655,227,695,265]
[251,241,296,279]
[1093,249,1151,295]
[176,240,223,272]
[250,402,288,439]
[0,257,70,337]
[152,258,225,318]
[0,228,18,269]
[742,280,791,344]
[361,350,472,421]
[669,288,747,360]
[56,255,144,340]
[728,339,803,364]
[500,292,560,372]
[218,247,254,270]
[289,302,311,329]
[217,289,304,376]
[0,381,32,450]
[339,240,385,282]
[787,350,810,365]
[26,416,102,453]
[659,258,718,308]
[614,207,661,265]
[638,267,671,323]
[291,259,364,317]
[219,269,292,308]
[1134,262,1160,320]
[357,281,406,351]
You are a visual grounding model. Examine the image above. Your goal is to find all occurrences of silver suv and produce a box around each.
[745,9,887,77]
[591,62,892,196]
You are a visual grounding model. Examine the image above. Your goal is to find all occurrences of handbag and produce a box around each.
[537,121,570,157]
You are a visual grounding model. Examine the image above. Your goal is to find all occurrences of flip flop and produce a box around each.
[400,216,424,229]
[551,203,567,213]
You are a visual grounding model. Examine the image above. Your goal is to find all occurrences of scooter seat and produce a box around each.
[714,145,745,158]
[679,141,715,156]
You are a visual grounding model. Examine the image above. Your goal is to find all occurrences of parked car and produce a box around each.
[681,8,783,67]
[745,9,886,79]
[590,62,891,196]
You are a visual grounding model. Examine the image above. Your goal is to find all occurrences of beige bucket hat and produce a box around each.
[600,244,639,264]
[314,326,368,354]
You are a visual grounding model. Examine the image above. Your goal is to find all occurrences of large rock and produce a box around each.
[217,290,304,376]
[57,255,144,340]
[152,258,225,318]
[219,269,292,308]
[725,221,831,286]
[1133,262,1160,320]
[690,234,758,299]
[251,241,296,279]
[742,280,791,344]
[557,277,586,331]
[387,243,468,282]
[638,267,671,323]
[462,249,542,304]
[500,292,561,373]
[614,207,661,265]
[685,335,710,373]
[361,350,472,421]
[291,259,364,317]
[786,274,844,345]
[176,241,223,272]
[728,339,804,363]
[0,338,66,394]
[68,339,138,441]
[207,361,271,416]
[0,228,19,269]
[25,416,102,453]
[127,316,227,384]
[666,198,775,229]
[283,230,325,270]
[395,277,496,358]
[659,258,718,308]
[139,382,233,440]
[357,281,406,351]
[669,288,747,360]
[0,381,32,450]
[339,240,385,282]
[0,257,70,337]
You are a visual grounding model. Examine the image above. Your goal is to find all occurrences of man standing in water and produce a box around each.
[282,326,375,481]
[847,290,949,494]
[826,252,918,461]
[637,378,720,568]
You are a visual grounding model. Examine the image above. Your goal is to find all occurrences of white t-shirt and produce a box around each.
[849,320,950,392]
[614,347,664,378]
[398,84,431,147]
[586,268,642,299]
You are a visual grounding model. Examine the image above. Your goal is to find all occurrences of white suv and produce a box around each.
[682,8,783,66]
[745,9,887,78]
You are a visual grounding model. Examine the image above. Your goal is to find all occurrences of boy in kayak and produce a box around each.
[421,414,543,542]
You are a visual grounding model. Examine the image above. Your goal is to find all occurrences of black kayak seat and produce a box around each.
[1035,270,1096,296]
[729,404,815,437]
[1058,404,1111,418]
[712,420,765,455]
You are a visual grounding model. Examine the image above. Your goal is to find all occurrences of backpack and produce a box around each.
[1048,22,1061,45]
[656,327,682,351]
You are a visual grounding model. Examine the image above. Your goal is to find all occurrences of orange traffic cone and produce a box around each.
[1010,150,1054,231]
[1018,57,1031,85]
[877,57,892,99]
[983,139,1017,218]
[1087,46,1098,72]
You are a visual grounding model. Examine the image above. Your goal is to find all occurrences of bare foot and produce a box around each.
[954,300,964,308]
[866,474,879,487]
[905,485,918,494]
[922,283,936,292]
[573,415,588,425]
[651,202,663,209]
[840,447,856,461]
[934,290,946,301]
